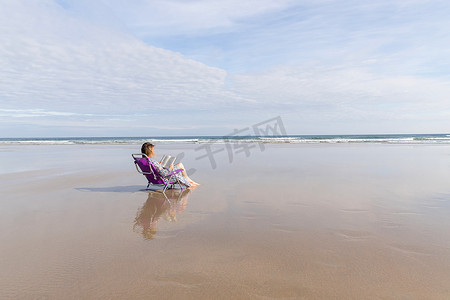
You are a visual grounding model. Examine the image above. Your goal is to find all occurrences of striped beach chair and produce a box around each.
[132,153,185,192]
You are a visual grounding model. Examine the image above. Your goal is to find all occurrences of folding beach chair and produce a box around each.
[132,153,185,192]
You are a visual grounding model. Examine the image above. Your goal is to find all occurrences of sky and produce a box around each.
[0,0,449,137]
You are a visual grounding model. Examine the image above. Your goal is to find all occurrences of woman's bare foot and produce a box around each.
[189,180,200,186]
[187,184,199,190]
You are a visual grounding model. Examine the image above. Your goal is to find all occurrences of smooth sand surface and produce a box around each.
[1,143,450,299]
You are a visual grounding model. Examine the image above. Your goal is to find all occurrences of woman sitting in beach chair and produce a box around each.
[140,142,199,188]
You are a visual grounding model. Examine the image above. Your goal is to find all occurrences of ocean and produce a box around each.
[1,134,450,145]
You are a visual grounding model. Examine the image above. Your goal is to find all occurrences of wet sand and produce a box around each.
[1,143,450,299]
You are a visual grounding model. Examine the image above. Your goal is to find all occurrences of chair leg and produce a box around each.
[176,177,184,191]
[161,191,171,204]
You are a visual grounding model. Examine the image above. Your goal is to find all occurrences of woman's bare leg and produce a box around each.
[176,163,200,185]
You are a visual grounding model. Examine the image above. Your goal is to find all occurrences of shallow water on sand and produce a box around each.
[1,144,450,299]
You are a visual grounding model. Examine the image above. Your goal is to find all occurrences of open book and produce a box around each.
[160,154,177,169]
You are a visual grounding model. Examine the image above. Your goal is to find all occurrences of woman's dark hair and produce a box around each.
[141,142,154,157]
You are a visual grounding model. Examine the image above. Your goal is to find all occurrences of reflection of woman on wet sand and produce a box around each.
[133,189,192,240]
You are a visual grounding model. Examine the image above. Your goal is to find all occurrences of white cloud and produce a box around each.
[231,64,450,122]
[0,0,449,136]
[0,0,254,116]
[0,108,81,118]
[97,0,295,36]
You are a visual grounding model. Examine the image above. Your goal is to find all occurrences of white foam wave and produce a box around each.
[419,137,450,140]
[0,140,76,145]
[148,139,200,144]
[1,136,450,145]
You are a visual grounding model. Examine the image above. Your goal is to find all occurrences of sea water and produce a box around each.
[0,134,450,145]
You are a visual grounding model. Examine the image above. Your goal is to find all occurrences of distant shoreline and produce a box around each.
[1,134,450,145]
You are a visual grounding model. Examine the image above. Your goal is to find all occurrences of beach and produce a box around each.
[1,143,450,299]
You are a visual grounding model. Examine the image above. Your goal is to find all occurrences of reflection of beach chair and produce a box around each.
[132,153,185,192]
[133,189,191,240]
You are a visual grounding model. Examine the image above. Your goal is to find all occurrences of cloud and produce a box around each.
[0,0,253,115]
[0,0,449,136]
[127,0,450,74]
[0,108,81,118]
[97,0,295,36]
[231,63,450,123]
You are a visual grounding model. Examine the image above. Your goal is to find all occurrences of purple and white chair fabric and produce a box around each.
[132,153,185,192]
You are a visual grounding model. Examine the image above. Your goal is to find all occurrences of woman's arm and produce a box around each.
[150,159,170,176]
